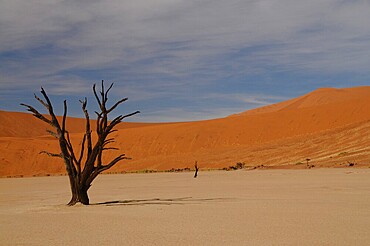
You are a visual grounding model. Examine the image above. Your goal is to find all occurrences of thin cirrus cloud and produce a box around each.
[0,0,369,122]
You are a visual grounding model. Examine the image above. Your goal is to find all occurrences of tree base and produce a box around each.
[68,188,90,206]
[68,198,89,206]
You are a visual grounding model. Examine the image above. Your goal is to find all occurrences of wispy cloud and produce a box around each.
[1,0,370,121]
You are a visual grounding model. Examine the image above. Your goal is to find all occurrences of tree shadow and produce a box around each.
[91,197,234,206]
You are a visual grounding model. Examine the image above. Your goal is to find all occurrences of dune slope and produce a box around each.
[1,86,369,177]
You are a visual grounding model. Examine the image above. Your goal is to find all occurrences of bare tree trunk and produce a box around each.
[194,161,199,178]
[68,183,89,205]
[67,177,89,205]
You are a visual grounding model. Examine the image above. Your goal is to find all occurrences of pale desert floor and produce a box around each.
[1,169,370,245]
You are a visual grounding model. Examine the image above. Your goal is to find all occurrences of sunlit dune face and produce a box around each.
[1,86,370,177]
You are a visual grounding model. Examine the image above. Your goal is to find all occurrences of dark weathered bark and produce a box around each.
[21,80,139,205]
[194,161,199,178]
[68,178,89,205]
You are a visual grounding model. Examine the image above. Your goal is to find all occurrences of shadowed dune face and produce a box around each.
[1,86,370,177]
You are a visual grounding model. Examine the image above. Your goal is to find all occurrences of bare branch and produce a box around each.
[100,154,129,172]
[77,134,86,176]
[106,111,140,133]
[122,110,141,120]
[80,98,92,156]
[20,103,53,126]
[107,98,128,114]
[46,130,60,138]
[40,87,62,131]
[104,83,114,103]
[98,152,103,167]
[65,131,79,165]
[103,138,115,146]
[99,112,107,135]
[93,84,102,108]
[103,147,119,151]
[108,129,118,134]
[86,154,128,185]
[100,80,105,104]
[78,134,86,163]
[95,111,102,135]
[62,100,67,134]
[39,151,62,158]
[34,93,49,109]
[94,80,107,117]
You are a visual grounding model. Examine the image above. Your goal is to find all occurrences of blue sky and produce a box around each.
[1,0,369,122]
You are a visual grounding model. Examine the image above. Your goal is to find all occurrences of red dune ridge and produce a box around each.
[1,86,370,177]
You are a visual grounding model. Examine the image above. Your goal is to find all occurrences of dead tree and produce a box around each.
[194,161,199,178]
[21,81,139,205]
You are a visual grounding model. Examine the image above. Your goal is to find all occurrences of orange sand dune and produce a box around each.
[1,86,370,177]
[0,110,157,138]
[0,110,88,138]
[126,119,369,172]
